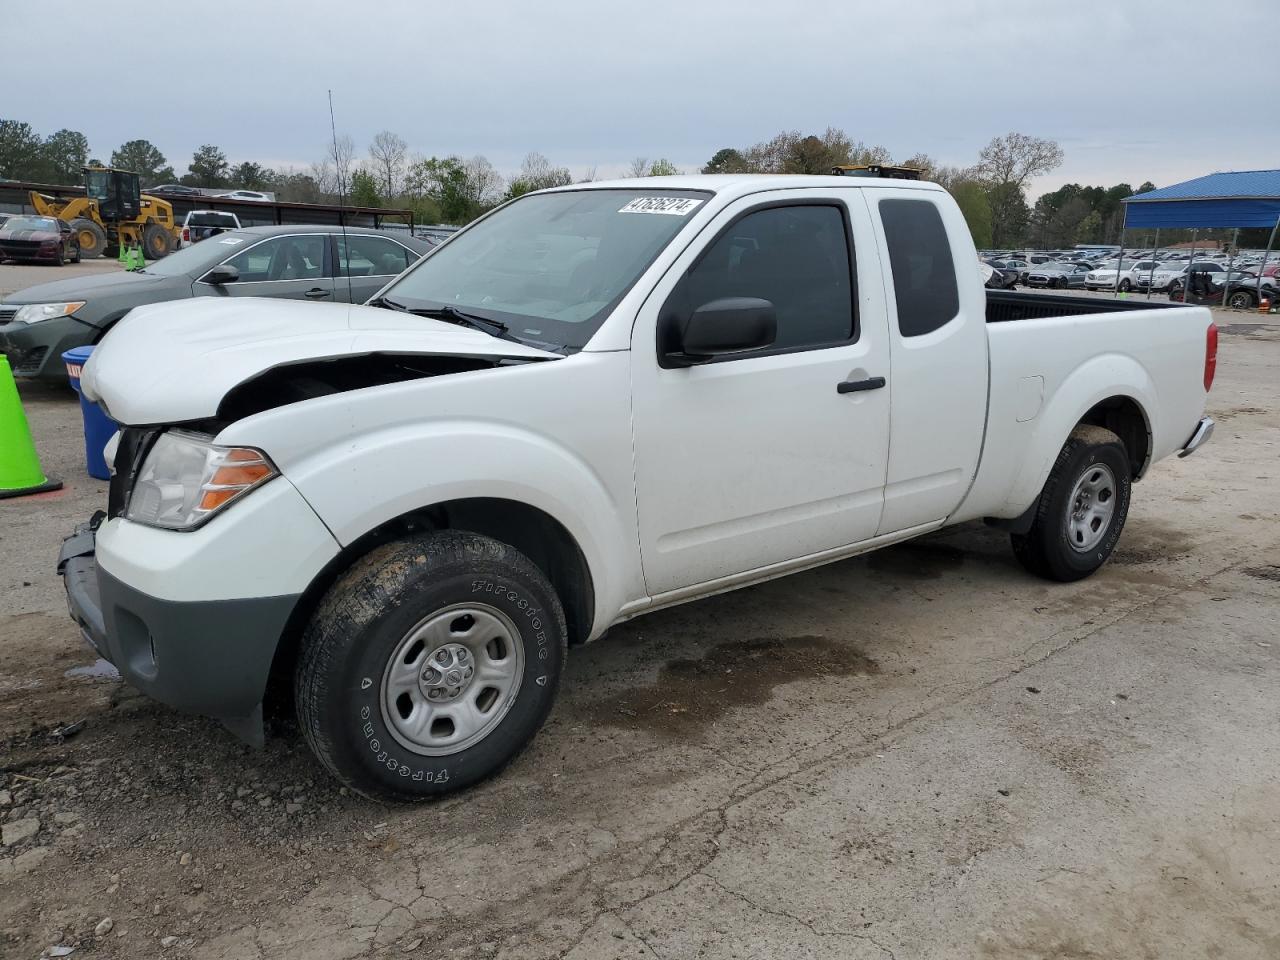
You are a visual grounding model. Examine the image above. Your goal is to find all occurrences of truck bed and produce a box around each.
[987,290,1179,323]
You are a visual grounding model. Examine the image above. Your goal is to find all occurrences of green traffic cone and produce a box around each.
[125,246,146,271]
[117,243,128,264]
[0,355,63,498]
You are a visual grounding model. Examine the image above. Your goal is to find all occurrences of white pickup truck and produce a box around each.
[58,174,1217,799]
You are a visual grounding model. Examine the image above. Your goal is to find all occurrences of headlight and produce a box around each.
[125,430,277,531]
[13,302,86,323]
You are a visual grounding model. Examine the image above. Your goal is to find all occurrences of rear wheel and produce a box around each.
[1227,290,1256,309]
[141,223,173,260]
[1011,425,1131,582]
[295,531,567,800]
[70,218,106,259]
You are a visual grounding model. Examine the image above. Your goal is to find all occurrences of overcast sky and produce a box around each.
[9,1,1276,197]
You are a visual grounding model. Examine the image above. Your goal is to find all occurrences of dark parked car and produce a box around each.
[0,215,81,265]
[983,260,1020,289]
[0,225,432,380]
[146,183,203,197]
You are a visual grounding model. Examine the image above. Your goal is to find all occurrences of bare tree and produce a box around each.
[627,157,651,178]
[326,133,356,197]
[462,155,504,205]
[368,131,408,198]
[577,165,597,183]
[976,132,1064,190]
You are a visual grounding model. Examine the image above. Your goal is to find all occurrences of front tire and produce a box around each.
[141,223,173,260]
[295,531,567,800]
[1119,278,1131,292]
[1011,425,1131,582]
[70,218,106,259]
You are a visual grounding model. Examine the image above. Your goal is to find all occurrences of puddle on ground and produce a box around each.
[865,541,967,580]
[65,659,121,681]
[1111,520,1198,566]
[1243,565,1280,583]
[587,635,879,738]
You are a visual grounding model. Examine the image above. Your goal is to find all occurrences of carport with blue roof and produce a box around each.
[1122,169,1280,305]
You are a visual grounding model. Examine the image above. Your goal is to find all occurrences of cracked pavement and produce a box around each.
[2,318,1279,959]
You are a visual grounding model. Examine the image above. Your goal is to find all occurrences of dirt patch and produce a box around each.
[1243,565,1280,583]
[867,540,967,580]
[1211,405,1266,422]
[1110,521,1197,566]
[586,635,879,738]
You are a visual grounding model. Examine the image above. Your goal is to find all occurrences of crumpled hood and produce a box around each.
[82,297,559,425]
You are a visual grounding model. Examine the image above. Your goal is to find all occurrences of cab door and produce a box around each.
[630,190,892,597]
[866,189,988,535]
[194,234,335,302]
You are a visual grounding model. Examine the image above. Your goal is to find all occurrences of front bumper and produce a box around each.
[58,518,301,742]
[0,315,96,380]
[1178,416,1215,458]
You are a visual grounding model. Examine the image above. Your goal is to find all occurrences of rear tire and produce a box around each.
[1011,425,1131,582]
[141,223,173,260]
[1227,290,1256,309]
[70,218,106,259]
[295,531,567,800]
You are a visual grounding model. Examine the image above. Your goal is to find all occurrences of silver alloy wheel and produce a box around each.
[1065,462,1117,553]
[380,603,524,756]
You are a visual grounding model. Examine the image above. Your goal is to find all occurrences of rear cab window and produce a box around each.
[878,198,959,337]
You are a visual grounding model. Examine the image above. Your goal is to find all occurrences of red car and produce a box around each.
[0,215,81,265]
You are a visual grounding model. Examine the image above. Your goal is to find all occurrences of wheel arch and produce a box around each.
[265,496,596,721]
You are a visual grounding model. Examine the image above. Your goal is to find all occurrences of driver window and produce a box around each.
[224,235,325,282]
[672,204,856,351]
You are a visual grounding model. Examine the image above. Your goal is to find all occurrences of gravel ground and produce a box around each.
[1,260,1278,959]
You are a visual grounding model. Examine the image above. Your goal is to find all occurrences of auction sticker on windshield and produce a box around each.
[618,197,703,216]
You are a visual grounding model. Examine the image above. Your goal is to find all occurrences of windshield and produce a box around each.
[1094,261,1121,271]
[86,169,110,201]
[139,231,258,276]
[0,216,59,233]
[379,189,710,350]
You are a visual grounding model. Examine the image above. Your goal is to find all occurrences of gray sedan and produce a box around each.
[0,225,433,381]
[1026,262,1093,289]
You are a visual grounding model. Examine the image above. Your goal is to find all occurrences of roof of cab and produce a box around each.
[544,174,944,202]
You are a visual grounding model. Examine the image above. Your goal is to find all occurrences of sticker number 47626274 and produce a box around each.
[618,197,703,216]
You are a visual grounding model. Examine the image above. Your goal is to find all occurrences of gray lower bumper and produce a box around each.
[57,521,299,742]
[1178,416,1215,458]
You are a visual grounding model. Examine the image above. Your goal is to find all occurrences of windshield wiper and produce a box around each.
[414,304,513,341]
[368,295,409,312]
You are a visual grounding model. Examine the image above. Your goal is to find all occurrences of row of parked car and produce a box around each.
[982,250,1279,308]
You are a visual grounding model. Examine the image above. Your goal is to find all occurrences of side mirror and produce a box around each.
[665,297,776,366]
[203,263,239,285]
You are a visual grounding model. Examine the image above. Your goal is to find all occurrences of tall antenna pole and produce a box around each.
[329,89,354,303]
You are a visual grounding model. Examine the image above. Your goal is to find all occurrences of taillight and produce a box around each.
[1204,323,1218,392]
[182,228,189,241]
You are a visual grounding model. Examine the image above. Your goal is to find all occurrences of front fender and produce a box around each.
[215,352,642,638]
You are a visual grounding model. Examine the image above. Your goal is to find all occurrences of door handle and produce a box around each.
[304,288,330,299]
[837,376,886,394]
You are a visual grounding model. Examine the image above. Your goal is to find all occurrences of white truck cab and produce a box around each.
[60,175,1216,799]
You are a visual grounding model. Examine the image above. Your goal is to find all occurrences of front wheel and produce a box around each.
[295,531,567,800]
[1011,425,1131,582]
[141,223,173,260]
[1119,278,1131,292]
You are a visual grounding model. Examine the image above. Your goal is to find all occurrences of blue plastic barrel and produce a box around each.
[62,346,116,481]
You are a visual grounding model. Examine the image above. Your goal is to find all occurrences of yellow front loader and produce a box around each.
[29,166,179,260]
